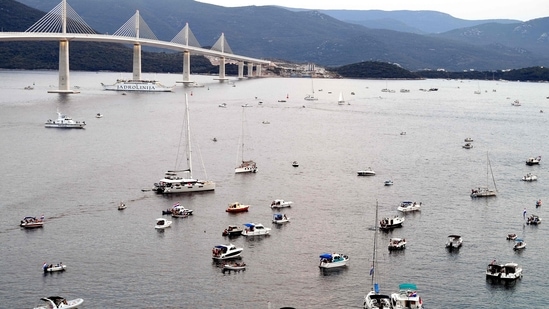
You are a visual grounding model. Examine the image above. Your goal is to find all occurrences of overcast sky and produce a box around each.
[196,1,548,21]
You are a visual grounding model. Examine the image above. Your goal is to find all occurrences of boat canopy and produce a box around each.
[515,238,524,242]
[401,201,413,204]
[22,216,37,220]
[319,253,333,259]
[243,223,255,228]
[448,234,461,238]
[370,294,391,300]
[398,283,418,291]
[214,244,230,249]
[273,214,283,220]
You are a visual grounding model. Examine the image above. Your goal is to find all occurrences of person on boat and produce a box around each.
[536,199,542,207]
[523,208,527,219]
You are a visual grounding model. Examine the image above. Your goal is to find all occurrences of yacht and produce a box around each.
[45,111,86,129]
[212,243,243,260]
[318,252,349,269]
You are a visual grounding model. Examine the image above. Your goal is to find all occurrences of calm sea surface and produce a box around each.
[1,70,549,309]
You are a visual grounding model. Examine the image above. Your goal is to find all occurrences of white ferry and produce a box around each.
[101,79,174,92]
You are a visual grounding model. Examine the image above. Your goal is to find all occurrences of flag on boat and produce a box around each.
[369,266,374,276]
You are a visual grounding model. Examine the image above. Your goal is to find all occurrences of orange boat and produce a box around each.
[226,202,250,213]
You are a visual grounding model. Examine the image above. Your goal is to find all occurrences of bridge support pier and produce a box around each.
[214,56,228,81]
[256,64,262,77]
[247,63,254,78]
[133,43,142,81]
[238,62,245,80]
[178,50,194,85]
[48,40,79,94]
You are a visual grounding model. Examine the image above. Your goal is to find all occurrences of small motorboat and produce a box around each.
[464,137,473,142]
[241,223,271,236]
[384,180,394,186]
[241,103,252,107]
[212,243,243,260]
[512,99,521,106]
[319,252,349,269]
[526,214,542,225]
[292,161,299,167]
[226,202,250,213]
[522,173,538,181]
[525,156,541,165]
[270,199,293,209]
[33,296,84,309]
[445,235,463,250]
[390,283,423,309]
[223,261,246,271]
[486,260,504,279]
[262,120,270,124]
[20,216,44,228]
[43,262,66,273]
[388,237,407,251]
[357,167,376,176]
[462,143,473,149]
[500,263,523,280]
[506,233,517,240]
[212,137,217,142]
[272,213,290,224]
[222,225,243,237]
[95,113,103,118]
[536,199,542,207]
[379,216,405,230]
[218,103,227,108]
[117,202,126,210]
[397,201,421,212]
[155,218,172,229]
[513,238,526,251]
[400,131,407,135]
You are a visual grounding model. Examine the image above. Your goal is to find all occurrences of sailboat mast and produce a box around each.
[371,200,379,289]
[488,153,498,192]
[185,93,192,178]
[240,107,245,163]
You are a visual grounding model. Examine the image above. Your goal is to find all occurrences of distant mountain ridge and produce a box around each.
[4,0,549,71]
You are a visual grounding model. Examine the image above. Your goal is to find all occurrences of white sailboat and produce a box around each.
[337,92,345,105]
[470,152,497,198]
[364,200,392,309]
[235,107,258,173]
[304,78,318,101]
[153,93,215,194]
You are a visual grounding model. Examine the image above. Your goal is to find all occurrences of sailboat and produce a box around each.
[363,200,392,309]
[304,78,318,101]
[153,93,215,194]
[470,152,497,198]
[337,92,345,105]
[235,107,258,173]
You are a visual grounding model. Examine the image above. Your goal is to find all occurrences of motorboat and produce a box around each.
[226,202,250,213]
[506,233,517,240]
[400,131,407,135]
[101,79,174,92]
[117,202,126,210]
[500,263,523,280]
[241,103,253,107]
[390,283,423,309]
[384,180,393,186]
[358,167,376,176]
[464,137,473,142]
[154,218,172,229]
[33,296,84,309]
[525,156,541,165]
[318,252,349,269]
[170,203,194,216]
[388,238,406,251]
[512,99,521,106]
[379,216,405,230]
[218,103,227,108]
[526,214,541,225]
[513,238,526,251]
[445,235,463,249]
[43,262,66,273]
[241,223,271,236]
[20,216,44,228]
[397,201,421,212]
[270,199,293,209]
[212,243,243,260]
[486,260,505,279]
[45,111,86,129]
[462,143,473,149]
[222,225,243,237]
[522,173,537,181]
[272,213,290,224]
[262,120,270,124]
[95,113,103,118]
[292,161,299,167]
[364,293,392,309]
[223,261,246,271]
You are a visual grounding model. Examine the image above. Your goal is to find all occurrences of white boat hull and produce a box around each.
[101,80,174,92]
[235,166,258,173]
[156,181,215,193]
[34,297,84,309]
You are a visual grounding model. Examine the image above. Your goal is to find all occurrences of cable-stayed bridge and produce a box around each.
[0,0,271,93]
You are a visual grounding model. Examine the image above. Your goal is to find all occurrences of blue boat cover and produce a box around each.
[274,214,283,220]
[319,253,333,259]
[515,238,524,242]
[243,223,255,228]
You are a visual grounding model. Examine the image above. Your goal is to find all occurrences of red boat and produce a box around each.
[226,202,250,213]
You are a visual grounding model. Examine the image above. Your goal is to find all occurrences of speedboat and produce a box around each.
[526,214,542,225]
[20,216,44,228]
[500,263,523,280]
[318,252,349,269]
[506,233,517,240]
[397,201,421,212]
[513,238,526,250]
[384,180,393,186]
[222,225,243,237]
[292,161,299,167]
[486,260,504,279]
[95,113,103,118]
[33,296,84,309]
[462,143,473,149]
[358,167,376,176]
[464,137,473,142]
[45,111,86,129]
[223,261,246,271]
[117,202,126,210]
[390,283,423,309]
[272,213,290,224]
[154,218,172,229]
[522,173,537,181]
[43,262,66,273]
[364,293,392,309]
[512,99,521,106]
[270,199,293,208]
[241,223,271,236]
[525,156,541,165]
[218,103,227,108]
[445,235,463,249]
[212,243,243,260]
[388,237,406,251]
[226,202,250,213]
[101,79,174,92]
[379,216,405,230]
